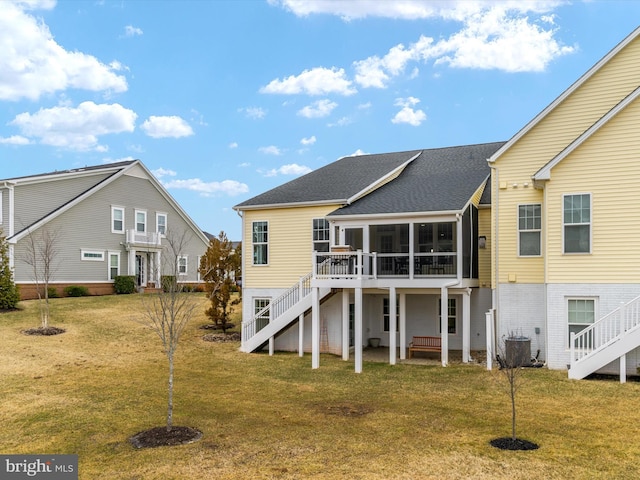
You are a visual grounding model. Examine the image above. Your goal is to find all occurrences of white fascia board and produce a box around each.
[488,25,640,165]
[533,85,640,181]
[233,199,347,211]
[6,163,132,186]
[327,209,462,223]
[345,152,421,205]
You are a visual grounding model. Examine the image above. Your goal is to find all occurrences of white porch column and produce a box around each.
[156,250,162,285]
[298,313,304,357]
[128,249,136,276]
[389,287,397,365]
[342,289,350,360]
[440,287,449,367]
[269,337,274,356]
[620,354,627,384]
[486,310,494,370]
[462,289,471,363]
[354,287,363,373]
[399,292,407,360]
[312,287,320,369]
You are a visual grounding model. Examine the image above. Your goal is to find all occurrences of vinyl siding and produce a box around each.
[13,174,208,283]
[544,96,640,283]
[493,35,640,286]
[477,208,491,288]
[242,204,342,289]
[13,172,112,232]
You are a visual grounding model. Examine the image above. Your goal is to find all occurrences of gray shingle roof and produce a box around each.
[233,150,421,208]
[1,160,136,183]
[330,142,505,216]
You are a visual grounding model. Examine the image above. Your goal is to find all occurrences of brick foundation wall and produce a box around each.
[17,283,115,300]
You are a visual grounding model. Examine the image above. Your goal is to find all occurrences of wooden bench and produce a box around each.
[408,336,441,358]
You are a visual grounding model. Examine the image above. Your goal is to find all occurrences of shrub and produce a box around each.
[114,276,136,294]
[161,276,177,292]
[64,285,90,297]
[47,287,59,298]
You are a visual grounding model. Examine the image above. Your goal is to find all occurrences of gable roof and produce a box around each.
[4,160,208,244]
[233,150,421,210]
[533,85,640,181]
[328,142,505,217]
[488,25,640,164]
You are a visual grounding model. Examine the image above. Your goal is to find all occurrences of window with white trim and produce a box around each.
[568,298,596,347]
[135,210,147,233]
[312,218,330,252]
[518,204,541,256]
[254,298,270,331]
[81,250,104,261]
[564,194,590,253]
[112,206,124,234]
[383,297,399,332]
[438,298,457,334]
[178,256,188,275]
[156,212,167,236]
[252,221,268,265]
[108,252,120,280]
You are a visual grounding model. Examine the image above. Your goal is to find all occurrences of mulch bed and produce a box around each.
[490,437,539,450]
[22,326,66,336]
[129,426,202,449]
[202,332,241,343]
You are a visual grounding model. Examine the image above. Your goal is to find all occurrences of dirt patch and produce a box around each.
[202,332,241,343]
[319,404,373,417]
[22,326,66,336]
[129,426,202,449]
[490,437,539,451]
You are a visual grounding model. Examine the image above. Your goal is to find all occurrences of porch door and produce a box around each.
[135,254,145,287]
[344,227,364,251]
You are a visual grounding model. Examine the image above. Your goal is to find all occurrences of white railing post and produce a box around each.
[619,301,626,337]
[570,332,576,367]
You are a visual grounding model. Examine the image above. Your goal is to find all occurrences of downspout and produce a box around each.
[489,164,499,363]
[441,213,464,366]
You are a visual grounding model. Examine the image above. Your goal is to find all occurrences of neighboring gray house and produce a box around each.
[0,160,209,299]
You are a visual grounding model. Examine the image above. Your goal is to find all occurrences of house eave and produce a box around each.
[233,199,347,212]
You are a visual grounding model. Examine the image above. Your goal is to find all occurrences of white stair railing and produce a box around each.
[571,294,640,364]
[242,273,313,344]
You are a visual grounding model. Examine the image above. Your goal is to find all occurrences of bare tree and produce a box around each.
[139,229,198,431]
[21,227,61,330]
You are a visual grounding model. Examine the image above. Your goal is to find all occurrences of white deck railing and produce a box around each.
[313,251,377,279]
[126,229,162,246]
[242,273,313,343]
[571,294,640,363]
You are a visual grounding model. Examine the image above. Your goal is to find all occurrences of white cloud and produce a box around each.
[124,25,143,37]
[300,135,316,145]
[238,162,250,167]
[260,67,356,96]
[258,145,282,155]
[0,135,30,145]
[10,101,137,151]
[263,163,312,177]
[297,99,338,118]
[240,107,267,119]
[328,116,353,127]
[152,167,177,178]
[141,116,194,138]
[0,1,128,101]
[392,97,427,126]
[228,142,238,149]
[161,178,249,197]
[347,149,368,157]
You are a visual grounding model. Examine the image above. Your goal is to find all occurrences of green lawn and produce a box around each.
[2,294,640,479]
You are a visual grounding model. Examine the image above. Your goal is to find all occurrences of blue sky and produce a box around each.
[1,1,639,240]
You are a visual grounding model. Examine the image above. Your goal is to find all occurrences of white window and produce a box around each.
[254,298,270,331]
[312,218,330,252]
[252,221,268,265]
[178,256,188,275]
[135,210,147,233]
[383,297,399,332]
[112,206,124,234]
[81,250,104,261]
[156,213,167,236]
[568,298,596,347]
[564,194,591,253]
[438,298,457,334]
[518,204,541,256]
[108,252,120,280]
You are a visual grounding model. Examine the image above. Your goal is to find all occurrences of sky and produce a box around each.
[1,1,639,241]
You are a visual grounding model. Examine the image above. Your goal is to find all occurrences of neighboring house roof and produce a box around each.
[329,142,505,217]
[233,150,422,210]
[533,85,640,181]
[3,160,208,245]
[488,25,640,164]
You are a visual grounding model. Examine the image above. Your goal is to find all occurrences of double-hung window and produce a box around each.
[109,252,120,280]
[518,204,541,256]
[438,298,457,334]
[112,206,124,234]
[156,213,167,236]
[383,297,399,332]
[564,194,591,253]
[312,218,330,252]
[252,221,268,265]
[568,298,596,347]
[254,298,270,331]
[178,256,188,275]
[135,210,147,233]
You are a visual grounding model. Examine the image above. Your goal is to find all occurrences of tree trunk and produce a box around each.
[167,353,174,431]
[510,379,516,440]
